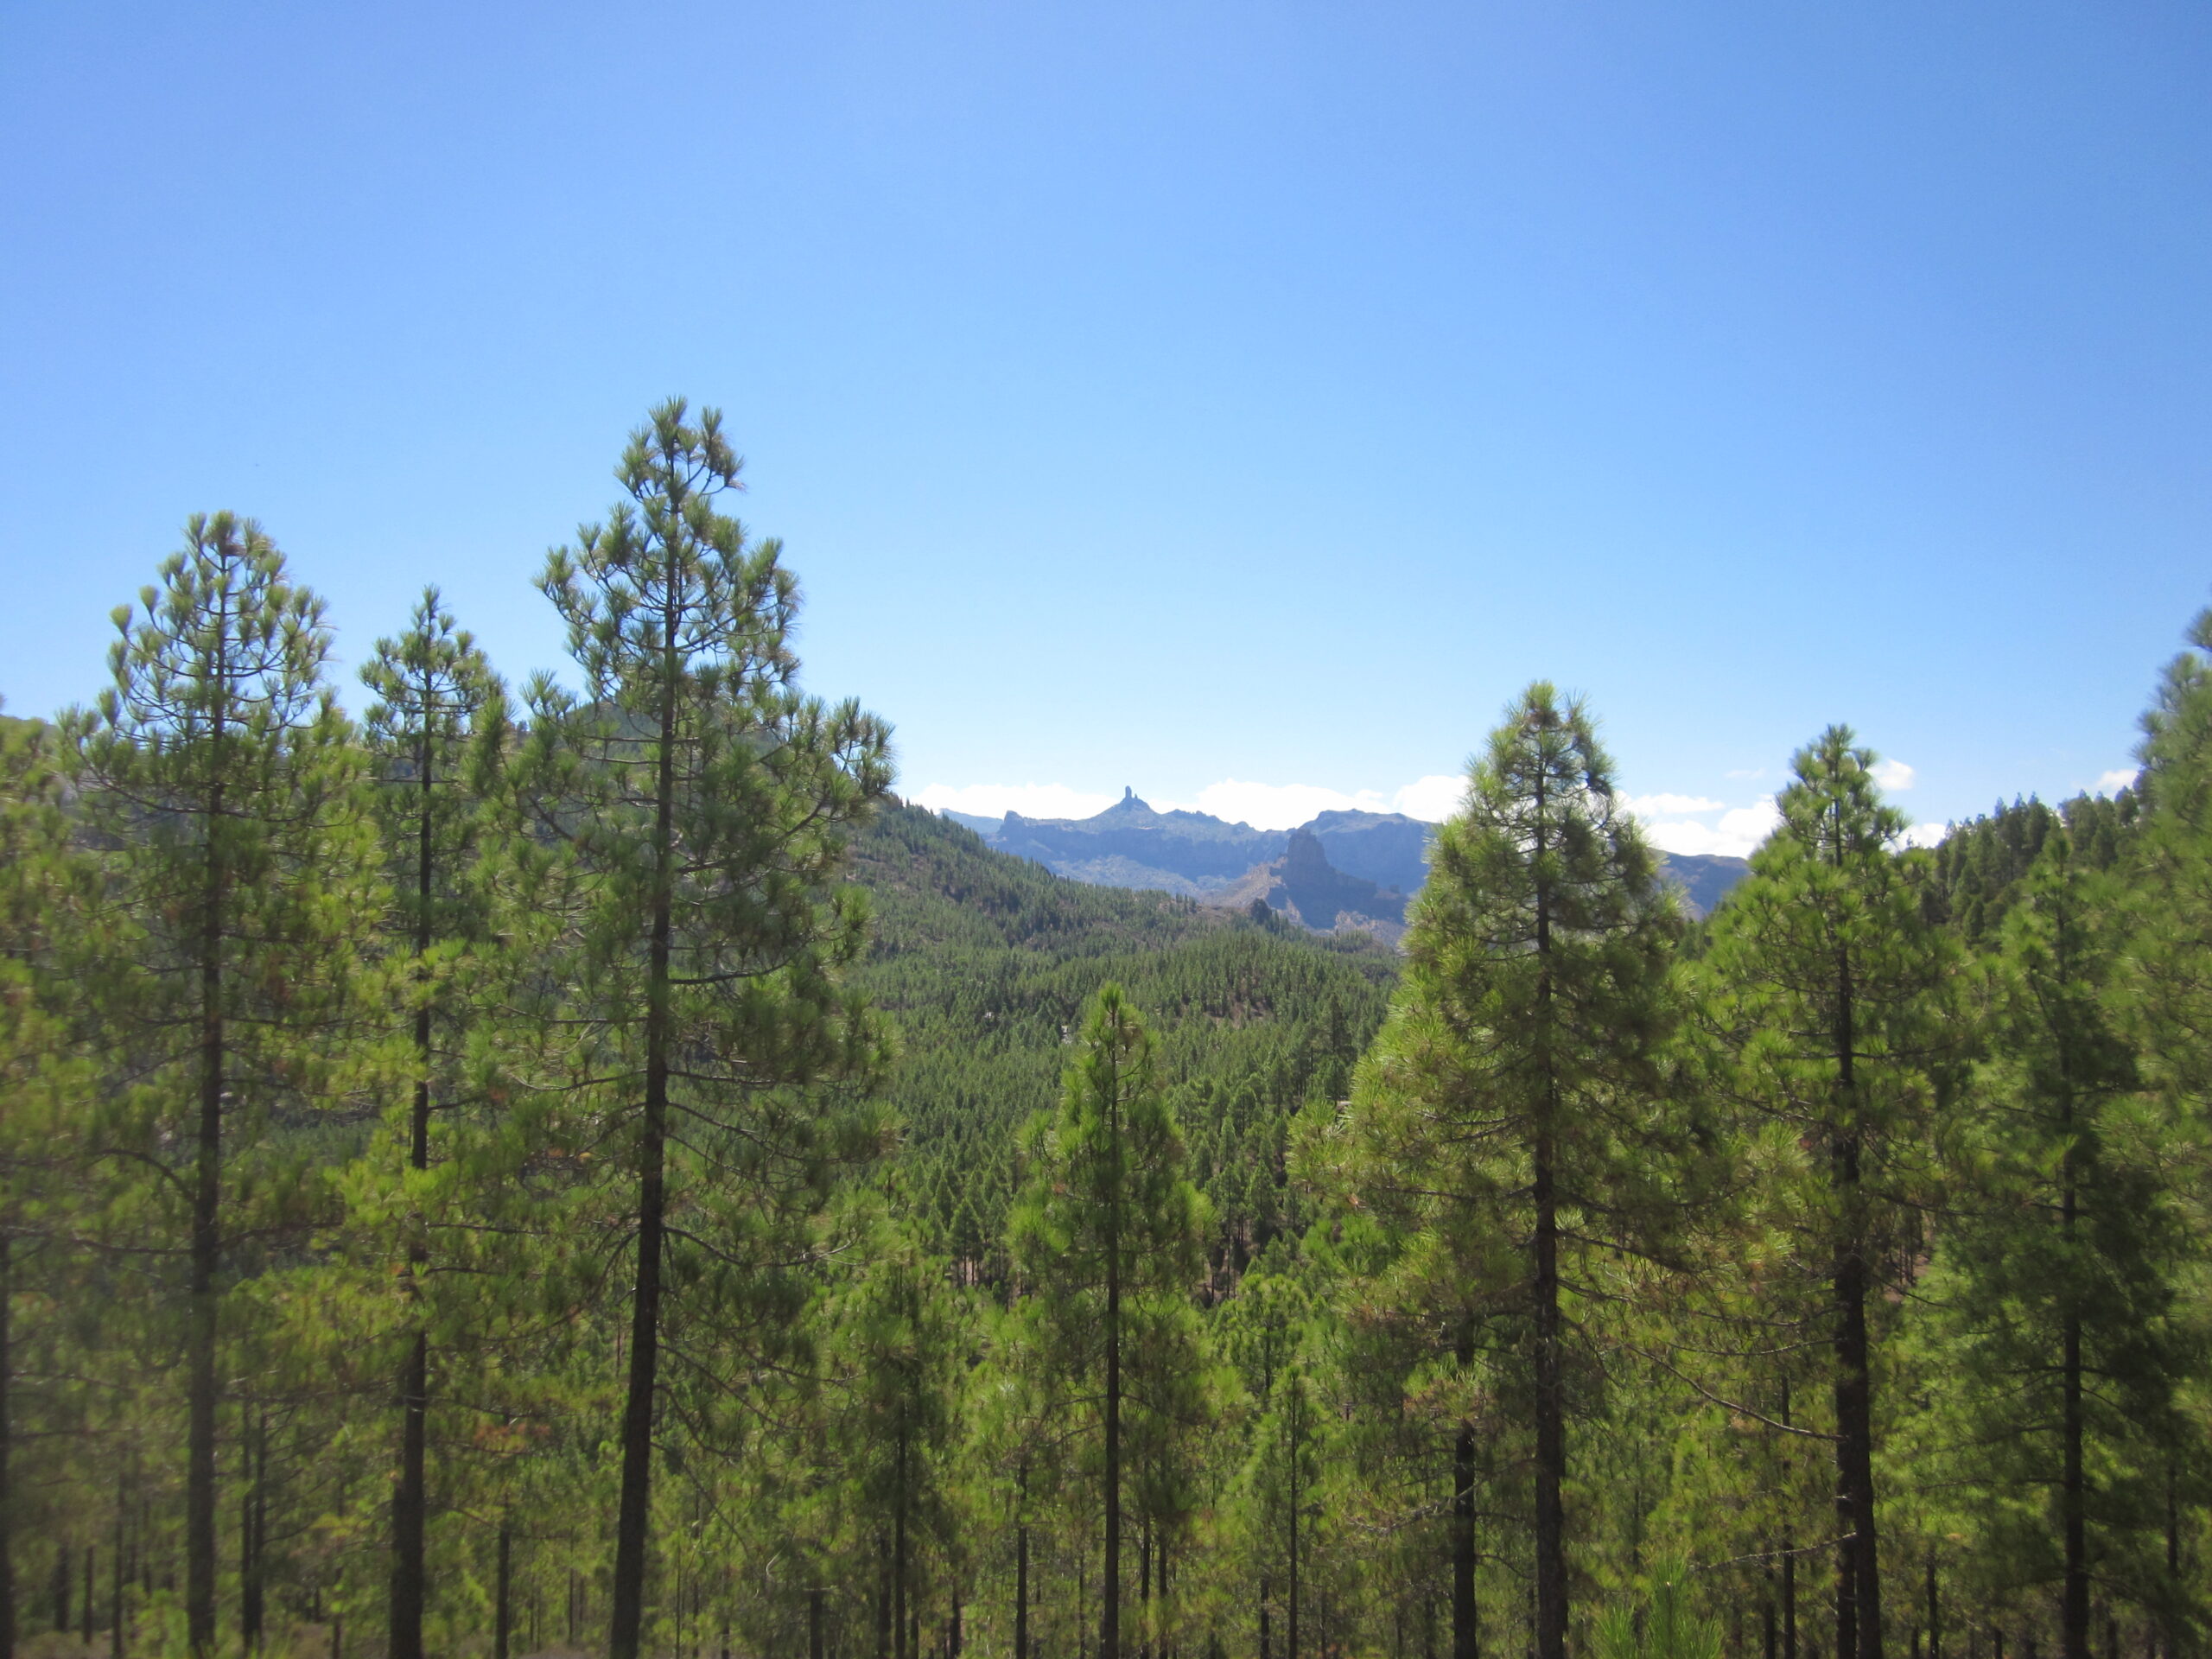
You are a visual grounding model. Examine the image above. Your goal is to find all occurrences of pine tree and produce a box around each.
[521,399,892,1659]
[1697,727,1957,1659]
[358,588,508,1659]
[0,711,101,1659]
[1314,683,1686,1659]
[1007,985,1209,1659]
[1914,832,2198,1650]
[68,516,382,1657]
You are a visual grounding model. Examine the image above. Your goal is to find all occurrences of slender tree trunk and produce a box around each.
[1925,1552,1940,1659]
[1529,773,1567,1659]
[875,1535,890,1659]
[1782,1378,1798,1659]
[391,745,435,1659]
[1015,1525,1029,1659]
[81,1544,93,1645]
[1260,1575,1270,1659]
[494,1520,512,1659]
[187,798,226,1659]
[609,612,682,1659]
[111,1471,125,1659]
[242,1408,265,1650]
[1288,1440,1300,1659]
[2061,1129,2088,1659]
[1452,1424,1479,1659]
[1831,942,1881,1659]
[0,1235,13,1659]
[1103,1111,1123,1659]
[895,1427,910,1659]
[1532,1130,1566,1659]
[810,1586,826,1659]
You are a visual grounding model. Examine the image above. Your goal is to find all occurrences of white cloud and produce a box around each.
[2095,767,2139,795]
[912,782,1117,821]
[1391,774,1469,822]
[1903,822,1951,849]
[1640,798,1781,860]
[1871,758,1916,791]
[1620,792,1726,817]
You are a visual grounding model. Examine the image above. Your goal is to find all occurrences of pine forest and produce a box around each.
[6,399,2212,1659]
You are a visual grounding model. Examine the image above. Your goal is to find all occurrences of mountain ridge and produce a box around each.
[935,791,1749,926]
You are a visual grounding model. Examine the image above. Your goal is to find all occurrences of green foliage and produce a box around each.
[7,427,2212,1659]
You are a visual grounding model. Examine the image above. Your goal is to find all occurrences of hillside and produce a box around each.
[849,804,1399,1280]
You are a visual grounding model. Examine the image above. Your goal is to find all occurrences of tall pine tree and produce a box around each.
[1008,985,1208,1659]
[1316,683,1686,1659]
[358,588,508,1659]
[69,517,381,1656]
[522,400,891,1659]
[1697,728,1956,1659]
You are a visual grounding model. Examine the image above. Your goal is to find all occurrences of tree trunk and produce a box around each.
[1259,1575,1270,1659]
[1015,1526,1029,1659]
[187,818,225,1659]
[1925,1552,1940,1659]
[0,1236,13,1659]
[2061,1151,2088,1659]
[1532,1130,1566,1659]
[391,1332,428,1659]
[895,1427,910,1659]
[1103,1128,1122,1659]
[608,630,681,1659]
[494,1521,512,1659]
[875,1535,890,1659]
[1453,1421,1479,1659]
[1831,944,1881,1659]
[111,1472,125,1659]
[1529,767,1567,1659]
[391,743,436,1659]
[1287,1379,1303,1659]
[242,1409,265,1650]
[810,1586,826,1659]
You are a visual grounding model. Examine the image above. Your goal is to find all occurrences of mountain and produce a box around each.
[934,792,1748,925]
[1209,827,1410,943]
[1657,850,1752,918]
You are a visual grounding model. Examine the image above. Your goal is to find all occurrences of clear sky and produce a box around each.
[4,3,2208,853]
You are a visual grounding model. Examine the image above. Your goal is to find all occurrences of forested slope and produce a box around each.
[850,804,1396,1279]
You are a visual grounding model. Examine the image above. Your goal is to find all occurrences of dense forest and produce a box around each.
[1,402,2207,1659]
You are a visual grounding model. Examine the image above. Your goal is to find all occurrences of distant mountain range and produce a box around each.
[938,789,1748,938]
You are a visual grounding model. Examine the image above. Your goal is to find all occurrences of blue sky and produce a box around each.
[4,3,2208,852]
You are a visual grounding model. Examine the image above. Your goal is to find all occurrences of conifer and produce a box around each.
[520,399,891,1659]
[1697,727,1957,1659]
[357,588,508,1659]
[1316,683,1687,1659]
[1008,985,1209,1659]
[68,517,382,1656]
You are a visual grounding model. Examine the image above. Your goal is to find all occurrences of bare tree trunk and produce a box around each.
[1452,1421,1479,1659]
[608,620,681,1659]
[494,1521,512,1659]
[0,1236,13,1659]
[1103,1122,1123,1659]
[1831,946,1882,1659]
[187,825,225,1659]
[391,740,435,1659]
